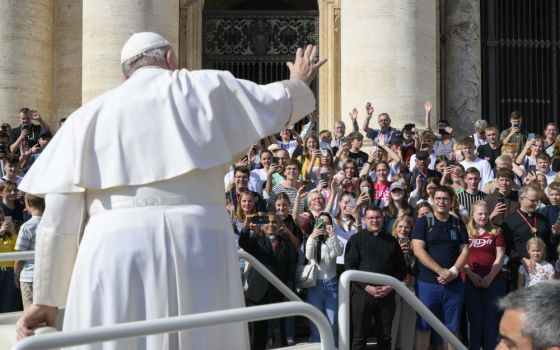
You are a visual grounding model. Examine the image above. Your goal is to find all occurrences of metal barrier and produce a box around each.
[0,251,35,262]
[338,270,467,350]
[11,302,335,350]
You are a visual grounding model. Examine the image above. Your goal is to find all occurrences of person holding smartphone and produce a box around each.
[500,111,527,154]
[305,212,343,346]
[240,212,298,349]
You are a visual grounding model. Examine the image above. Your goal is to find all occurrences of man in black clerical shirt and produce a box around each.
[344,205,407,350]
[501,185,554,291]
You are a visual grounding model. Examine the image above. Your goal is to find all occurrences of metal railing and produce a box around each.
[12,302,334,350]
[0,251,35,261]
[3,250,334,349]
[338,271,467,350]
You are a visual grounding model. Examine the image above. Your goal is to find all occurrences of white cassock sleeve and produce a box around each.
[33,192,87,307]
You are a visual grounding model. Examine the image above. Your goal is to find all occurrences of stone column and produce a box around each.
[52,0,82,125]
[82,0,179,103]
[340,0,437,132]
[445,0,481,137]
[0,0,54,126]
[318,0,341,133]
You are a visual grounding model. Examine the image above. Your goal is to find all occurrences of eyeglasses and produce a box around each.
[235,176,249,180]
[522,197,539,204]
[433,197,450,202]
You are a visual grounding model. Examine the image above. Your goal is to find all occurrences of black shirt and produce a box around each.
[477,143,502,169]
[501,209,554,263]
[344,229,407,290]
[348,150,369,169]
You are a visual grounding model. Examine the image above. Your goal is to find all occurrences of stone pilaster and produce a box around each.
[445,0,481,137]
[52,0,82,125]
[0,0,54,126]
[82,0,179,103]
[340,0,437,132]
[318,0,341,133]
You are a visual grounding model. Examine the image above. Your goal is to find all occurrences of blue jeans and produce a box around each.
[0,267,18,313]
[306,276,338,345]
[464,275,504,350]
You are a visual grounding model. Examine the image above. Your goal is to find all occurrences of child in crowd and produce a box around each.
[518,237,555,288]
[14,194,45,308]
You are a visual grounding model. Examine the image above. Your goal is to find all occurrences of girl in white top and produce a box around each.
[305,212,343,345]
[518,237,556,288]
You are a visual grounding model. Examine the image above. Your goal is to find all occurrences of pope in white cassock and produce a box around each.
[15,32,325,349]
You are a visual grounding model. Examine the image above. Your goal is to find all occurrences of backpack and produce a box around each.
[424,212,462,234]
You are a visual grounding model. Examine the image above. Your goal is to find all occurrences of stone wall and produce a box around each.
[340,0,438,133]
[0,0,54,127]
[444,0,481,137]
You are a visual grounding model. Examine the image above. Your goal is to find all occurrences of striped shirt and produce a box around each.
[457,191,486,216]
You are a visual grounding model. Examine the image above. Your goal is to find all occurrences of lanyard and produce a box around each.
[516,209,537,235]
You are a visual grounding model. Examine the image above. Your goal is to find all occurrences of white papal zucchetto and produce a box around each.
[120,32,170,64]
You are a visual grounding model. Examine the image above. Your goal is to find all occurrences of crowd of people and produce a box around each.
[225,102,560,349]
[0,107,50,315]
[1,101,559,349]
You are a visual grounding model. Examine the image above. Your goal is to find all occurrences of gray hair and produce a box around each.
[474,119,488,132]
[122,45,172,78]
[519,184,538,199]
[497,281,560,349]
[306,189,325,209]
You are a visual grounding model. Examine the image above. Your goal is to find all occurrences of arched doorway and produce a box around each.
[179,0,340,131]
[202,0,319,89]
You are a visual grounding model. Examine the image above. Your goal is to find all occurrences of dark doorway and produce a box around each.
[482,0,560,133]
[203,1,319,90]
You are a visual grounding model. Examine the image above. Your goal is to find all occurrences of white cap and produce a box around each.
[120,32,170,64]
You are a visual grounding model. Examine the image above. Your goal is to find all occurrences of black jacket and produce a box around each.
[239,231,298,304]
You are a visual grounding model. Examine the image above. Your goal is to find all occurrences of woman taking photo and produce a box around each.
[463,200,505,350]
[293,182,336,235]
[305,211,343,346]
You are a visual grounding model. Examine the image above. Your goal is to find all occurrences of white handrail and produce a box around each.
[338,270,467,350]
[0,251,35,261]
[12,302,335,350]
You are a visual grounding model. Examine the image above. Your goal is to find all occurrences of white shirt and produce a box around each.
[461,157,494,190]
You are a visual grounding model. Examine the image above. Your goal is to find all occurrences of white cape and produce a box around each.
[19,67,315,349]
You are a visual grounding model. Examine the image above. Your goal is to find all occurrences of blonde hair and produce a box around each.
[391,216,414,239]
[501,143,518,155]
[466,201,499,238]
[527,237,547,260]
[235,191,256,221]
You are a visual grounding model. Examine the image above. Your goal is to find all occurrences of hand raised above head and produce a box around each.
[287,45,327,86]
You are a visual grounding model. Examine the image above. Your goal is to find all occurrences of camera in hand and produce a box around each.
[251,216,269,225]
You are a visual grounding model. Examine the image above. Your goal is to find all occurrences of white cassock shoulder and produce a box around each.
[20,68,316,195]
